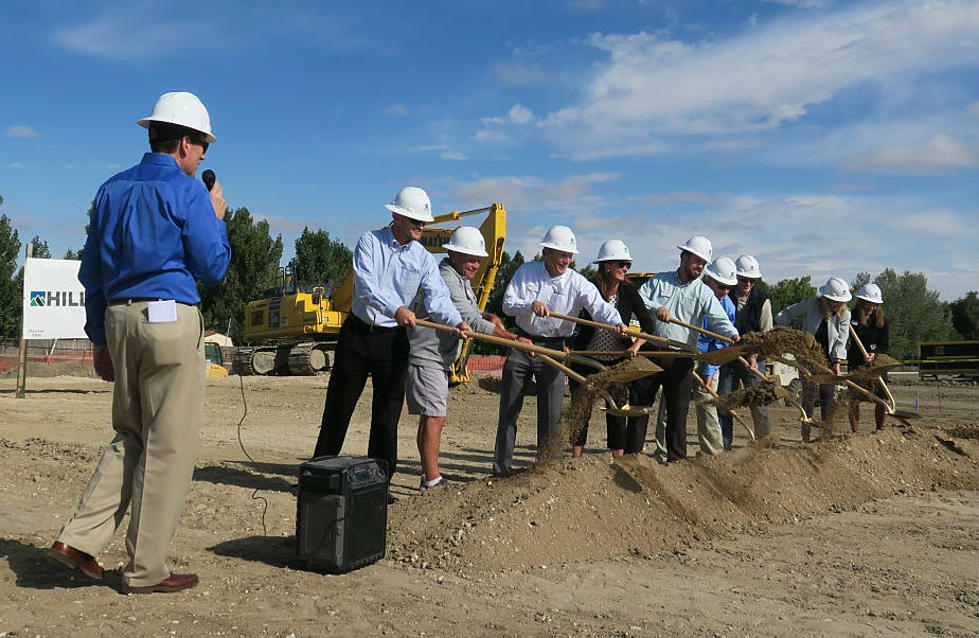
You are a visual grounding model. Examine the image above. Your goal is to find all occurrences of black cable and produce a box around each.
[235,372,269,537]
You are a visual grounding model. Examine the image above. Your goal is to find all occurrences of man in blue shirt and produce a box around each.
[636,236,738,462]
[49,92,230,594]
[313,187,468,498]
[693,257,739,453]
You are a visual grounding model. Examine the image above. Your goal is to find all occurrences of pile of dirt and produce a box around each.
[387,425,978,572]
[743,325,830,372]
[558,357,657,448]
[709,379,786,411]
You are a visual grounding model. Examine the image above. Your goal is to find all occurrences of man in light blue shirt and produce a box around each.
[635,236,738,462]
[313,187,469,496]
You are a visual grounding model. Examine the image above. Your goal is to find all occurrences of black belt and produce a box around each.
[108,298,193,306]
[346,314,400,334]
[516,327,566,344]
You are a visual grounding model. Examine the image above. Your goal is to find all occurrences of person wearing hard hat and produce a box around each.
[568,240,656,458]
[847,283,889,432]
[493,226,628,476]
[721,254,774,442]
[635,235,739,463]
[690,257,739,455]
[407,227,517,491]
[313,187,470,498]
[775,276,852,441]
[50,92,230,594]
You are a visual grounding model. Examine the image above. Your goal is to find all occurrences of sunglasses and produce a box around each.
[188,135,209,154]
[612,261,632,269]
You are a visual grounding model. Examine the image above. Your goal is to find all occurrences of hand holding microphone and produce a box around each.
[202,169,227,220]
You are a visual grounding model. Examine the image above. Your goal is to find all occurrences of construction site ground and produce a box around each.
[1,365,977,638]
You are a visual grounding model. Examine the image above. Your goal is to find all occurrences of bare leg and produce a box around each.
[417,416,446,482]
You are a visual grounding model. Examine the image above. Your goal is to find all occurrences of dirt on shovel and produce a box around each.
[707,380,787,412]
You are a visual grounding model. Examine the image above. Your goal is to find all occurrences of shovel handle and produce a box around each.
[666,317,735,344]
[847,328,898,412]
[692,370,755,441]
[548,312,695,352]
[414,318,568,361]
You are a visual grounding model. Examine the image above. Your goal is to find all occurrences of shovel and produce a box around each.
[665,317,812,423]
[848,328,920,422]
[692,370,756,441]
[413,319,659,416]
[548,312,697,353]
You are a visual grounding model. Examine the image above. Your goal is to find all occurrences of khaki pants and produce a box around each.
[57,301,204,588]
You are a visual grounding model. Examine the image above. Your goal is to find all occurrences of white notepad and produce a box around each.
[147,300,178,323]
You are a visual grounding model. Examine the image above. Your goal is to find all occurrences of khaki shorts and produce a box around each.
[406,364,449,417]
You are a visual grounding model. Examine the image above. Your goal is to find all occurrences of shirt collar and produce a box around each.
[140,152,181,169]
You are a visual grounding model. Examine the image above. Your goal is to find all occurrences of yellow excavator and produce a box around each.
[238,203,507,382]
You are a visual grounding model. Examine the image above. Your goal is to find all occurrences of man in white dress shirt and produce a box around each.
[313,187,469,495]
[492,226,628,476]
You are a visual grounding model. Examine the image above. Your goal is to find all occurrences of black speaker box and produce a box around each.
[296,455,388,573]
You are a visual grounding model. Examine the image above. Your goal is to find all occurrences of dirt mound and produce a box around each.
[387,426,977,572]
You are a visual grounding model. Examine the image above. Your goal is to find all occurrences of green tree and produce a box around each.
[0,207,23,338]
[198,207,283,342]
[484,250,524,324]
[27,235,51,259]
[949,291,979,340]
[289,227,353,290]
[764,276,817,315]
[850,272,871,293]
[64,248,82,260]
[873,268,953,360]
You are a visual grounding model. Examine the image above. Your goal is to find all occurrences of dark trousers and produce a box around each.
[569,359,632,450]
[313,316,409,480]
[630,356,695,461]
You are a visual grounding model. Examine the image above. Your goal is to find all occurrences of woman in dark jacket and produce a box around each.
[847,283,889,432]
[570,240,655,457]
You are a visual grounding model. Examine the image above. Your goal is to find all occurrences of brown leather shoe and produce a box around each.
[47,541,104,581]
[122,572,199,594]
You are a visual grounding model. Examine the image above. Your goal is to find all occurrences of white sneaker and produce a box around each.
[420,476,447,491]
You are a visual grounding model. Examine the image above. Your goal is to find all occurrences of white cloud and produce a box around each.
[508,103,534,124]
[451,173,620,211]
[4,125,38,138]
[557,142,670,161]
[843,134,977,174]
[763,0,827,8]
[492,61,548,87]
[440,150,468,161]
[53,15,215,59]
[387,104,409,117]
[641,192,723,207]
[901,210,972,235]
[474,129,510,143]
[542,0,978,155]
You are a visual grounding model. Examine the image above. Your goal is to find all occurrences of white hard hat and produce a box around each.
[818,276,852,303]
[676,235,712,262]
[443,226,488,257]
[855,283,883,304]
[705,256,738,287]
[138,91,216,143]
[385,186,434,222]
[539,225,579,254]
[734,254,762,279]
[593,239,632,263]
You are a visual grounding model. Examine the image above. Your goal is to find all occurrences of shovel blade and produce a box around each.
[602,405,653,417]
[696,345,750,365]
[603,357,662,383]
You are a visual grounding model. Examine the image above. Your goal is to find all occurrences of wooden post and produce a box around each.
[14,243,33,399]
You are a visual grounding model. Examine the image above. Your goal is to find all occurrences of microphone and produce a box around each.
[202,169,216,192]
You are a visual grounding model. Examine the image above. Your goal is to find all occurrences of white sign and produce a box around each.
[22,258,88,339]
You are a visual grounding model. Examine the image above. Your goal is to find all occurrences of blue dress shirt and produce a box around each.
[698,293,736,378]
[351,228,462,328]
[78,153,231,345]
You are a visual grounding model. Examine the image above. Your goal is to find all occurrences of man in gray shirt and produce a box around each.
[407,227,516,490]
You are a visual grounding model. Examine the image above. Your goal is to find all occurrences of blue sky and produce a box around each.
[1,0,977,299]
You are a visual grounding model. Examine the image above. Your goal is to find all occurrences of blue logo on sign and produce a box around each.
[30,291,46,307]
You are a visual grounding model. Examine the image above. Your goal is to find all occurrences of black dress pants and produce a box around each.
[313,316,409,480]
[628,356,695,461]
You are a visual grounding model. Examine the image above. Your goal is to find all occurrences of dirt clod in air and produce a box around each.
[710,380,786,411]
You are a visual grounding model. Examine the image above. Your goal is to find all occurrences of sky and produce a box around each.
[1,0,977,300]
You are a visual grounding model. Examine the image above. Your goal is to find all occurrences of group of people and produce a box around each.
[48,90,890,595]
